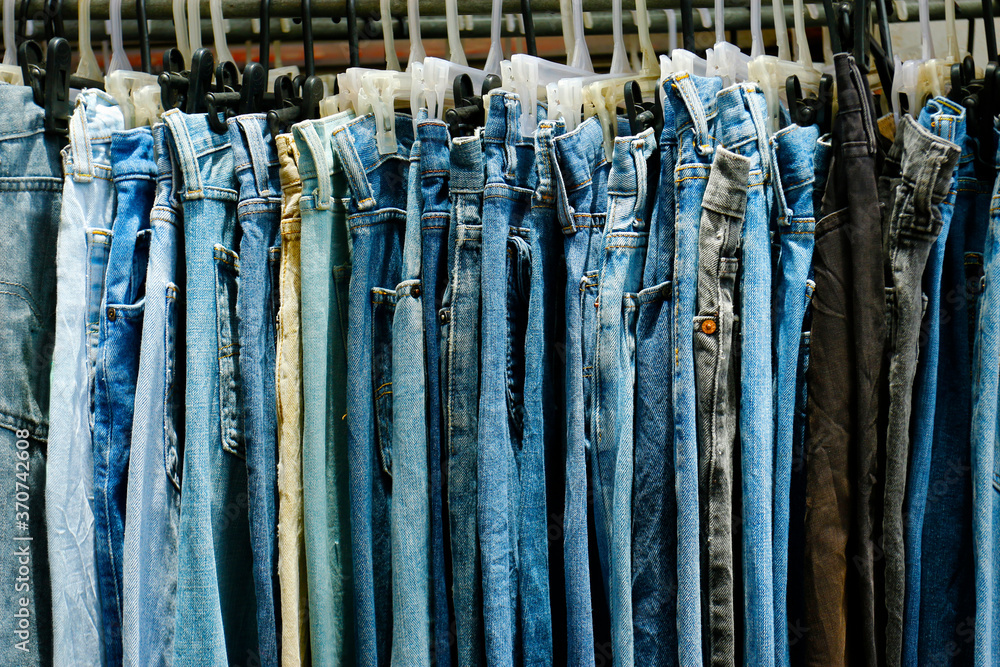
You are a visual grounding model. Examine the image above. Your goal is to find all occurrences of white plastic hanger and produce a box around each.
[172,0,190,65]
[484,0,503,74]
[187,0,202,51]
[108,0,133,72]
[568,0,593,71]
[708,0,750,85]
[210,0,235,64]
[75,0,102,80]
[446,0,468,66]
[560,0,575,65]
[406,0,425,69]
[0,0,22,83]
[107,0,162,126]
[609,0,632,73]
[666,9,678,53]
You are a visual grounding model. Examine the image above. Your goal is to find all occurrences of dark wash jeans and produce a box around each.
[804,53,886,667]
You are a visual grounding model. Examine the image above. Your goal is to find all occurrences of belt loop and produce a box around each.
[69,103,94,182]
[237,116,276,198]
[163,110,204,199]
[332,121,376,211]
[299,122,334,210]
[673,73,713,156]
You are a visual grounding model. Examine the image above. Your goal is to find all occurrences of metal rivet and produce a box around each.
[412,285,421,298]
[107,307,117,322]
[701,319,717,335]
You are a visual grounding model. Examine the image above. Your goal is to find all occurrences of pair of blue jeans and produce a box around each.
[230,114,284,667]
[334,111,414,666]
[442,132,487,667]
[293,109,357,667]
[164,109,259,666]
[667,72,722,667]
[93,126,156,667]
[122,121,185,667]
[47,90,123,667]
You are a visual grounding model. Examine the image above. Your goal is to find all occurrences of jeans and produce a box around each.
[292,109,356,667]
[122,122,185,667]
[632,84,678,667]
[553,115,611,667]
[805,53,886,666]
[228,115,283,667]
[390,125,431,666]
[971,129,1000,667]
[693,146,749,667]
[274,132,309,666]
[442,132,486,667]
[164,109,259,666]
[668,71,722,667]
[333,111,414,666]
[595,128,654,665]
[771,121,821,667]
[47,90,122,667]
[93,126,155,667]
[902,98,966,667]
[417,117,454,667]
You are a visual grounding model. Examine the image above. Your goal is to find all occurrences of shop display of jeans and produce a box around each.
[13,39,1000,667]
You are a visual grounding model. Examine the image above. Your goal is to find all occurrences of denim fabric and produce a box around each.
[333,111,414,666]
[92,127,155,667]
[416,118,453,667]
[47,90,122,667]
[771,121,821,667]
[122,122,184,667]
[879,113,960,666]
[917,118,988,667]
[594,128,654,665]
[668,71,722,667]
[164,109,259,666]
[971,129,1000,667]
[228,114,283,667]
[693,146,749,667]
[631,84,678,667]
[274,133,309,667]
[902,98,965,667]
[390,128,431,666]
[292,109,356,667]
[479,92,538,666]
[442,133,486,667]
[553,115,611,667]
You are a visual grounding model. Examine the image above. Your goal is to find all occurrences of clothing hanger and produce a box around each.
[74,0,101,80]
[446,0,468,66]
[172,0,190,65]
[609,0,632,73]
[484,0,504,74]
[709,0,750,85]
[664,0,709,77]
[406,0,425,69]
[0,0,23,82]
[267,0,322,134]
[568,0,593,70]
[210,0,235,65]
[107,0,161,127]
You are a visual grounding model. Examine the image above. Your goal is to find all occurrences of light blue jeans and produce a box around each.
[47,89,122,667]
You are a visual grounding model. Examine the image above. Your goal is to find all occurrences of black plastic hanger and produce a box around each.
[159,49,189,110]
[521,0,537,57]
[185,47,215,113]
[680,0,695,51]
[265,0,323,134]
[446,73,502,138]
[346,0,359,67]
[136,0,151,74]
[786,72,834,133]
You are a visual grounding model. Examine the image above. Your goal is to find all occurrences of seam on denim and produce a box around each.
[0,290,42,320]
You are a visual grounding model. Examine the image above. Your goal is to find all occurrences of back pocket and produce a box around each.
[371,287,398,480]
[214,244,244,458]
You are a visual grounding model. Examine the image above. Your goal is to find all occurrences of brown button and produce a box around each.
[701,318,717,335]
[107,307,117,322]
[412,285,421,298]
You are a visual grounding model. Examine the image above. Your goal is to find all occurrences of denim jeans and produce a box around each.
[693,145,749,667]
[553,115,611,667]
[333,111,414,666]
[227,114,283,667]
[632,85,679,666]
[902,98,966,667]
[47,90,122,667]
[164,109,259,666]
[389,126,431,666]
[442,132,486,667]
[594,128,654,666]
[274,132,309,666]
[122,122,184,667]
[417,117,453,667]
[292,109,356,667]
[971,129,1000,667]
[668,71,722,667]
[0,84,62,666]
[92,126,155,667]
[771,121,821,667]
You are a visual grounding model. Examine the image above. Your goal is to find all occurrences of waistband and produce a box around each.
[229,114,280,200]
[608,128,656,198]
[920,96,966,156]
[450,134,484,192]
[162,108,237,201]
[552,115,608,194]
[716,83,770,155]
[417,118,450,175]
[151,123,180,219]
[667,72,723,157]
[834,53,880,159]
[895,114,961,218]
[292,109,354,209]
[534,118,565,202]
[330,111,414,213]
[111,126,156,182]
[0,85,45,139]
[67,89,125,182]
[774,123,821,223]
[276,133,302,194]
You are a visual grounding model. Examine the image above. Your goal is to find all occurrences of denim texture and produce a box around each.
[47,90,122,667]
[442,133,486,667]
[229,114,283,667]
[164,109,259,666]
[121,122,184,667]
[93,126,155,667]
[971,129,1000,667]
[694,145,749,667]
[902,98,966,667]
[390,127,431,666]
[274,132,309,666]
[771,121,821,667]
[292,109,356,667]
[333,111,414,666]
[668,71,722,667]
[631,85,678,666]
[595,128,654,666]
[553,115,611,667]
[416,118,454,667]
